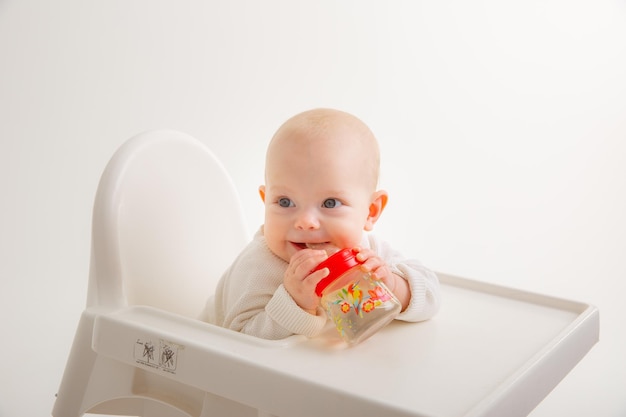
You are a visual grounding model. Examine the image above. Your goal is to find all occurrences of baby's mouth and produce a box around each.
[293,242,339,254]
[293,242,321,249]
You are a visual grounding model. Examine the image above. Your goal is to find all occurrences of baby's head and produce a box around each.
[259,108,388,262]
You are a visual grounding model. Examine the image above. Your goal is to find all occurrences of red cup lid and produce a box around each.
[314,248,363,296]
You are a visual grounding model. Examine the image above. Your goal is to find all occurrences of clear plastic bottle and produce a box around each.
[314,248,402,345]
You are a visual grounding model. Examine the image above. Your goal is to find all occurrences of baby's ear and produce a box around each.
[258,185,266,202]
[364,190,388,231]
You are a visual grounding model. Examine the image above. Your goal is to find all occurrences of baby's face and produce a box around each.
[261,125,380,263]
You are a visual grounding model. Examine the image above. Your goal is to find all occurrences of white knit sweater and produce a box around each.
[205,229,441,340]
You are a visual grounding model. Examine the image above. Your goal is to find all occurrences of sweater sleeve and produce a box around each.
[265,285,328,337]
[364,234,441,322]
[232,285,326,339]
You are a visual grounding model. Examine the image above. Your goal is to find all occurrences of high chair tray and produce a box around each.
[93,272,599,417]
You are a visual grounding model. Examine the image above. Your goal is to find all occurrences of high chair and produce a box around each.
[53,130,599,417]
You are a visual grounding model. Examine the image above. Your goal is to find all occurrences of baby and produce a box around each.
[206,108,440,339]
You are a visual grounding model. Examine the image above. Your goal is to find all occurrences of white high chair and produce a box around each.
[52,129,253,416]
[53,130,599,417]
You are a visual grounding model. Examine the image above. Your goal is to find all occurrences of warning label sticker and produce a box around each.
[134,338,183,374]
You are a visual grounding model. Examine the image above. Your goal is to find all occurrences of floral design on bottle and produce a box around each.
[332,279,392,317]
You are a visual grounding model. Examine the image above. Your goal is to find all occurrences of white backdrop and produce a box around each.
[1,1,625,416]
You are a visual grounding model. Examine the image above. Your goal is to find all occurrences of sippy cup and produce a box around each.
[314,248,401,345]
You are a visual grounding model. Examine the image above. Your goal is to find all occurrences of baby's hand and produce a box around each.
[353,247,411,311]
[353,247,394,287]
[284,249,329,314]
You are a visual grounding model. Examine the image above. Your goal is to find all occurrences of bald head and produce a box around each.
[266,108,381,190]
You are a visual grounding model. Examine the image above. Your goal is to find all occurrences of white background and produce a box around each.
[1,1,625,416]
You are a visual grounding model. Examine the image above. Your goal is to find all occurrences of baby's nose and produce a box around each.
[294,210,320,230]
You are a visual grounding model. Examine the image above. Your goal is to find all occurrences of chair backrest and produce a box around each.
[86,130,249,319]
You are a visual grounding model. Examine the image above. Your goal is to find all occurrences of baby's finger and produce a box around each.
[307,267,330,285]
[354,247,375,263]
[370,264,391,280]
[290,248,325,264]
[290,250,327,271]
[360,256,384,272]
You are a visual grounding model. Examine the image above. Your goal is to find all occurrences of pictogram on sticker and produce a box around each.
[134,338,183,374]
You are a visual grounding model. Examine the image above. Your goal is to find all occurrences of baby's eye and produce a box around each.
[322,198,342,208]
[278,197,294,208]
